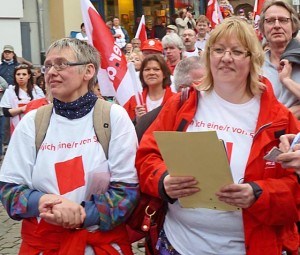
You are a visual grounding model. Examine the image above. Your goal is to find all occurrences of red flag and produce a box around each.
[254,0,264,17]
[80,0,140,106]
[134,15,147,44]
[206,0,223,29]
[253,0,264,24]
[253,0,264,41]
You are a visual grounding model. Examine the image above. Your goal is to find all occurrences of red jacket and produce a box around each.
[123,86,174,120]
[20,218,133,255]
[136,81,300,255]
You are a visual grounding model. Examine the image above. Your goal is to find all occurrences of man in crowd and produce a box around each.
[259,0,300,119]
[182,29,200,58]
[195,15,211,51]
[110,17,130,51]
[131,38,141,50]
[162,33,184,74]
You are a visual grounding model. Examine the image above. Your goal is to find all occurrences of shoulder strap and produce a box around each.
[93,99,112,159]
[35,103,54,152]
[34,100,112,159]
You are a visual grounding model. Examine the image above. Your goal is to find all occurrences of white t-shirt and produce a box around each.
[76,32,88,41]
[146,94,164,112]
[164,90,260,255]
[113,26,126,49]
[0,85,45,132]
[182,48,200,58]
[0,104,138,192]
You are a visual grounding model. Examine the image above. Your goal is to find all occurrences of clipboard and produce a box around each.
[154,131,240,211]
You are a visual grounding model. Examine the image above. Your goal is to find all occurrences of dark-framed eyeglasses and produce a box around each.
[41,61,91,74]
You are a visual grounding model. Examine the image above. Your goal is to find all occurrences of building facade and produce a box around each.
[0,0,298,66]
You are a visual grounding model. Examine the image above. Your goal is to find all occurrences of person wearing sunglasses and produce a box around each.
[0,38,138,255]
[0,64,44,134]
[136,17,300,255]
[259,0,300,119]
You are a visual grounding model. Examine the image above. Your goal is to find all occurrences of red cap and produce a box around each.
[141,39,163,53]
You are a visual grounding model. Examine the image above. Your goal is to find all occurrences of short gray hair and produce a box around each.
[46,38,100,89]
[162,33,185,50]
[259,0,300,38]
[173,56,203,91]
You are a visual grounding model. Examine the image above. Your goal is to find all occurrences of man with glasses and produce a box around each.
[182,29,201,58]
[259,0,300,119]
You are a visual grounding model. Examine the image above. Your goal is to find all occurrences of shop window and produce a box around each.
[142,0,170,39]
[104,0,118,22]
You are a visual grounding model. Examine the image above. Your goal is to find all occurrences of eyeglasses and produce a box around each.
[42,61,90,74]
[210,47,251,60]
[264,17,291,26]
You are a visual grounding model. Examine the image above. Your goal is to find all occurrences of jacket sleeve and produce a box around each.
[122,28,130,43]
[246,110,300,225]
[136,95,181,198]
[175,17,189,28]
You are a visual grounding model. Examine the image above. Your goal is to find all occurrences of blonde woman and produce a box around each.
[136,17,300,255]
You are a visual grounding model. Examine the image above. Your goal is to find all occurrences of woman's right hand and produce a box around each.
[39,194,86,229]
[163,174,200,199]
[135,105,147,122]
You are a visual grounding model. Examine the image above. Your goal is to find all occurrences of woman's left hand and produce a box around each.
[216,183,256,208]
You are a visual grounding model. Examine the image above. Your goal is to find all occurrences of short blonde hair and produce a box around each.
[200,17,265,96]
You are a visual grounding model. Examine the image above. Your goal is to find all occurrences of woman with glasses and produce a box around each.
[136,17,300,255]
[0,64,44,134]
[0,38,138,254]
[259,0,300,119]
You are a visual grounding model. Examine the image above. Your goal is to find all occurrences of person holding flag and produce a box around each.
[123,54,174,124]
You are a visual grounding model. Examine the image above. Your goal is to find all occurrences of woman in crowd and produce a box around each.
[128,50,144,72]
[136,17,300,255]
[124,54,174,123]
[0,64,44,134]
[0,38,138,254]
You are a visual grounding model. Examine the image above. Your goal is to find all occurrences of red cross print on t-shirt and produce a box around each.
[55,156,85,195]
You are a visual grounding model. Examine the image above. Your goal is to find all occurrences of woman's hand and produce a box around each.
[135,104,147,122]
[39,194,86,229]
[216,183,256,208]
[163,174,199,199]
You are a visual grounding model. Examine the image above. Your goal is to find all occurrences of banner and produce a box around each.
[80,0,139,106]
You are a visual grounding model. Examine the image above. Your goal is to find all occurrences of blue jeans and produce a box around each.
[0,115,4,155]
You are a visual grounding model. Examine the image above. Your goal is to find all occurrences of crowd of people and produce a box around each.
[1,0,300,254]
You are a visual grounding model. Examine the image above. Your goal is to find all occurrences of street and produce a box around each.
[0,204,21,255]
